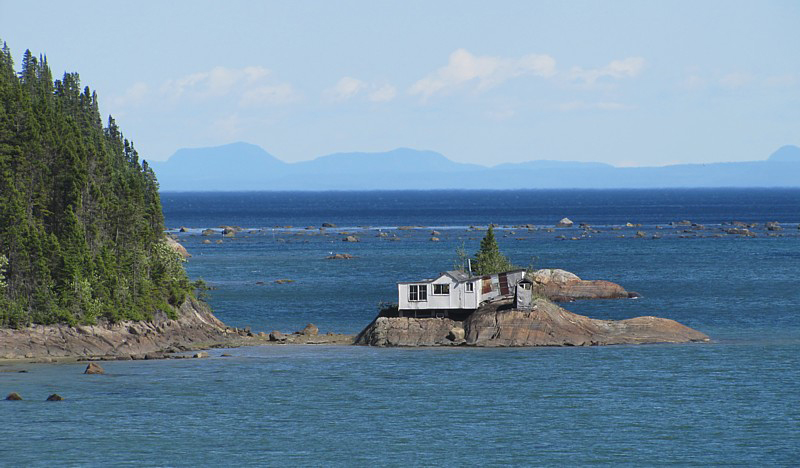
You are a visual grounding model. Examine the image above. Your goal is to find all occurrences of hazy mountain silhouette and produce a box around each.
[149,143,800,191]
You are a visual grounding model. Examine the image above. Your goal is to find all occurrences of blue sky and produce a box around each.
[1,0,798,166]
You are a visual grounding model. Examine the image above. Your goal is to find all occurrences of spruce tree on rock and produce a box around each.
[472,225,514,275]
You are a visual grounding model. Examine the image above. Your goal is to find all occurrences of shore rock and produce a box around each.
[530,269,629,301]
[300,324,319,336]
[356,316,459,346]
[269,331,285,342]
[84,362,105,374]
[356,299,708,347]
[165,236,191,259]
[0,298,229,360]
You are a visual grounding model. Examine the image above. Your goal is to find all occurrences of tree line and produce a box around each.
[0,40,193,328]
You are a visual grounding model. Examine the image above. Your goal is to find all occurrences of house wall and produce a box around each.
[398,276,481,310]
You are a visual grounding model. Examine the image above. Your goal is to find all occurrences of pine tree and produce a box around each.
[0,40,194,328]
[472,225,514,275]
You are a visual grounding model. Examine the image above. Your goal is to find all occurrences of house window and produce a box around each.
[465,282,474,293]
[409,284,427,301]
[433,284,450,295]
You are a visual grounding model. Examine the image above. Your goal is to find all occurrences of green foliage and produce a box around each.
[472,225,515,275]
[0,40,192,328]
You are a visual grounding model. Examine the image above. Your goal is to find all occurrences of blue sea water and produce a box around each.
[2,189,799,466]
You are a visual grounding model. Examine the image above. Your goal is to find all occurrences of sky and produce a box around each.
[1,0,798,166]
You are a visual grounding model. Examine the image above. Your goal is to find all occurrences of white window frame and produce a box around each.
[465,282,474,293]
[409,284,428,302]
[433,284,450,295]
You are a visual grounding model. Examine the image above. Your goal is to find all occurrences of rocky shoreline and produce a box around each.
[0,298,354,362]
[355,298,708,347]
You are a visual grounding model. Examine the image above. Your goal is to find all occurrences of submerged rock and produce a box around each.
[356,298,708,347]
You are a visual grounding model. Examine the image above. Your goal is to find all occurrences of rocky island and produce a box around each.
[355,297,708,347]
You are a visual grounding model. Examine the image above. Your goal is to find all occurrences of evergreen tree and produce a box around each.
[472,225,514,275]
[0,40,194,328]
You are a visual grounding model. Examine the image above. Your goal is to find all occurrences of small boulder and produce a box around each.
[84,362,105,374]
[301,323,319,336]
[765,221,782,231]
[5,392,22,400]
[556,218,573,228]
[430,237,440,242]
[447,327,466,342]
[274,279,294,284]
[46,394,64,401]
[269,330,286,342]
[635,231,646,238]
[431,230,441,236]
[179,227,189,233]
[202,239,211,244]
[193,352,209,358]
[215,239,223,244]
[342,235,359,242]
[322,222,337,228]
[201,229,216,236]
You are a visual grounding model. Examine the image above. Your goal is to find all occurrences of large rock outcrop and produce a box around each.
[530,269,633,301]
[356,298,708,347]
[0,298,228,359]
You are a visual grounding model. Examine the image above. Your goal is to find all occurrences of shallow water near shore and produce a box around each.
[2,189,800,465]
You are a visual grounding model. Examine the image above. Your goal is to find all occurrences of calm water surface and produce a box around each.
[2,189,799,466]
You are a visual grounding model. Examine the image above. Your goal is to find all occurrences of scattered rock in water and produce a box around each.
[5,392,23,400]
[326,253,355,259]
[201,229,216,236]
[179,226,189,232]
[193,352,209,358]
[215,239,223,244]
[431,230,441,236]
[46,394,64,401]
[221,353,232,357]
[556,218,573,228]
[255,281,265,285]
[202,239,211,244]
[342,235,359,242]
[635,231,646,238]
[84,362,105,374]
[300,324,319,336]
[274,279,294,284]
[765,221,782,231]
[430,237,440,242]
[322,222,337,228]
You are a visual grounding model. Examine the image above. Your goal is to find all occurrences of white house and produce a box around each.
[397,269,526,319]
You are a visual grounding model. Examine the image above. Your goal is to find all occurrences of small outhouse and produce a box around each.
[514,277,534,310]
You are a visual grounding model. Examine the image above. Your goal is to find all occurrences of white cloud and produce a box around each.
[368,84,397,102]
[719,72,753,89]
[325,77,367,102]
[107,82,149,109]
[409,48,556,101]
[160,66,296,106]
[568,57,645,85]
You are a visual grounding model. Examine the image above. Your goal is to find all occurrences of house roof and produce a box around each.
[398,269,527,285]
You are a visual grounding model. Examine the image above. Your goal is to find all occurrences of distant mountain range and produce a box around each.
[149,143,800,191]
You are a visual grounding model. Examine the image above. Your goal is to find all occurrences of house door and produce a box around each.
[499,272,509,295]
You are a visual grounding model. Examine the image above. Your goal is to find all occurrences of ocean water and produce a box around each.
[2,189,799,466]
